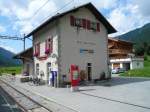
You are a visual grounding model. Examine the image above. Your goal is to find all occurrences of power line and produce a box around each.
[37,0,74,25]
[0,35,32,41]
[1,0,74,41]
[31,0,51,20]
[0,35,32,51]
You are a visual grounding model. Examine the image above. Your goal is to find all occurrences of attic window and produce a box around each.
[90,22,97,31]
[70,15,100,32]
[75,18,83,27]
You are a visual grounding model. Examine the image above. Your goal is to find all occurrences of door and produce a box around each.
[113,63,120,69]
[36,63,39,76]
[47,62,51,83]
[87,63,92,81]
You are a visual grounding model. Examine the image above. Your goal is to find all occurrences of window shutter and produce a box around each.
[70,16,74,26]
[37,43,40,56]
[50,39,53,54]
[82,19,86,29]
[87,20,91,30]
[34,45,36,56]
[36,44,38,55]
[97,23,100,32]
[45,40,47,52]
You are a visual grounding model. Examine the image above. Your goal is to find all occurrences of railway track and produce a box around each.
[0,80,51,112]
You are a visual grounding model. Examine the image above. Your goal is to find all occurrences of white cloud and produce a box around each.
[0,25,6,32]
[94,0,118,9]
[14,0,58,34]
[0,0,150,37]
[108,0,150,36]
[0,0,58,34]
[0,0,120,34]
[132,0,150,17]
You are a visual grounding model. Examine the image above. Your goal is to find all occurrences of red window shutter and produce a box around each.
[50,39,53,54]
[87,20,91,30]
[97,23,100,32]
[70,16,75,26]
[36,44,38,54]
[82,19,86,29]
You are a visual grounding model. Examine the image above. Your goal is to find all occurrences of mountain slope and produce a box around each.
[0,47,21,67]
[116,23,150,46]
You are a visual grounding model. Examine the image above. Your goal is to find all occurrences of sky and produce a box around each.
[0,0,150,54]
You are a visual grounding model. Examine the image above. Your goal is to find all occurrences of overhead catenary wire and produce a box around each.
[37,0,74,26]
[0,35,23,40]
[31,0,51,20]
[0,0,75,51]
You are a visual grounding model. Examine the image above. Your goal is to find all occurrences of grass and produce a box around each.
[120,60,150,77]
[120,67,150,77]
[144,60,150,67]
[0,66,22,75]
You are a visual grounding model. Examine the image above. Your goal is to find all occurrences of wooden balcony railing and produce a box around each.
[109,49,132,54]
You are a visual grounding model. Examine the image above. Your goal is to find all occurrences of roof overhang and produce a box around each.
[13,47,33,60]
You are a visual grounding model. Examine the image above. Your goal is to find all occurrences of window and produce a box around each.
[45,38,53,54]
[36,63,39,76]
[70,15,100,32]
[90,22,97,31]
[75,18,83,27]
[34,43,40,57]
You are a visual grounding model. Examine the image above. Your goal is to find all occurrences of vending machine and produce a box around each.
[70,64,80,91]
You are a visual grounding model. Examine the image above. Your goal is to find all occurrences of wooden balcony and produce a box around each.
[109,49,132,55]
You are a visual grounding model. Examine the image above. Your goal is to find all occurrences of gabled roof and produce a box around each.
[26,2,116,38]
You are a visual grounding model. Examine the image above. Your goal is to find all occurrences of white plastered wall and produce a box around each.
[33,22,58,81]
[59,7,109,81]
[130,60,144,69]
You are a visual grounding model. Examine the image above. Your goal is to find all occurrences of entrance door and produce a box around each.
[47,62,51,83]
[124,63,130,70]
[87,63,92,81]
[36,63,39,76]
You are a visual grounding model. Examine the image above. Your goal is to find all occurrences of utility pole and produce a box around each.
[23,34,26,51]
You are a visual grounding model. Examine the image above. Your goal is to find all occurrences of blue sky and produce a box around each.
[0,0,150,54]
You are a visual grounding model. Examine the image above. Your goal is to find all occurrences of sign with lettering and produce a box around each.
[80,49,94,54]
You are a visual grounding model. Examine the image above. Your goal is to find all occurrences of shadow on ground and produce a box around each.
[80,77,150,87]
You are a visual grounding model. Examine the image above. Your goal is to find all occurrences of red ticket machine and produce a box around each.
[70,64,80,91]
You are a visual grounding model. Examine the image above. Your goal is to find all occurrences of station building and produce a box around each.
[15,3,116,86]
